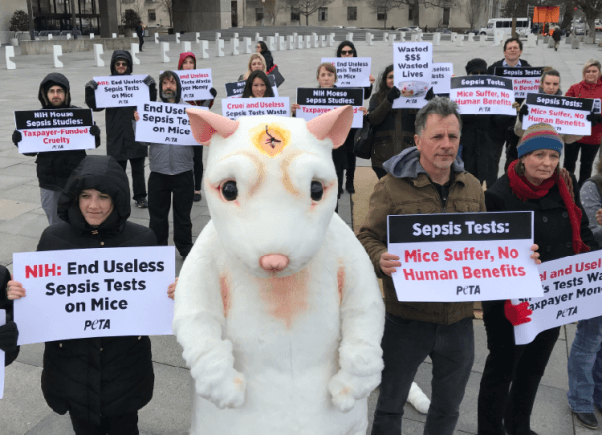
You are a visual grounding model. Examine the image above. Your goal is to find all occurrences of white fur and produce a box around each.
[407,382,431,415]
[173,114,385,434]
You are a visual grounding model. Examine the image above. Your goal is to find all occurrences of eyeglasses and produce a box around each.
[115,61,127,67]
[341,50,354,55]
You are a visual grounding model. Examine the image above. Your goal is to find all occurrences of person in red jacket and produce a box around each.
[565,59,602,187]
[177,52,217,202]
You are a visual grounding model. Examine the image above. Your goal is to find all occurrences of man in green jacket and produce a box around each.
[358,97,486,435]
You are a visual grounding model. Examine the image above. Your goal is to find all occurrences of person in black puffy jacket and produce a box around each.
[0,265,19,367]
[7,155,175,435]
[12,73,101,225]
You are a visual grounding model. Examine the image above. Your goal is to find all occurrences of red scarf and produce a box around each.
[507,160,590,255]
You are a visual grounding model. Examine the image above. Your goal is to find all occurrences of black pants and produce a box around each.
[345,150,356,187]
[138,35,144,51]
[148,170,194,257]
[477,300,560,435]
[372,167,387,179]
[70,412,139,435]
[193,146,203,191]
[117,158,147,201]
[564,141,600,187]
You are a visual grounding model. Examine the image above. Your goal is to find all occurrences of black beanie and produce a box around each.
[465,58,488,75]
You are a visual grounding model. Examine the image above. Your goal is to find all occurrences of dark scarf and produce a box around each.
[507,159,589,255]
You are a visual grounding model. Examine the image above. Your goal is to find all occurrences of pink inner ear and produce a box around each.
[186,108,240,146]
[306,105,354,149]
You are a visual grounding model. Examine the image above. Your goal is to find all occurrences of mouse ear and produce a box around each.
[306,105,354,149]
[186,108,240,146]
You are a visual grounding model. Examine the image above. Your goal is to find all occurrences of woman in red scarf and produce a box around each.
[477,123,598,435]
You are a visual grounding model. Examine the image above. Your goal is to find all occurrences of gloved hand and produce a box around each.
[386,86,401,103]
[587,113,602,126]
[143,75,156,88]
[85,79,98,90]
[210,87,217,98]
[12,129,22,146]
[504,300,532,326]
[0,321,19,353]
[425,87,435,101]
[519,103,529,122]
[89,124,100,137]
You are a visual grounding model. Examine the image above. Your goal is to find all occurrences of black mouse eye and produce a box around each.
[222,181,238,201]
[310,181,323,201]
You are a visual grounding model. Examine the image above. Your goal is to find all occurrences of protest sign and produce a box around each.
[493,67,543,99]
[522,93,593,135]
[431,63,453,95]
[296,87,364,128]
[13,246,176,345]
[320,57,371,87]
[224,75,278,99]
[388,212,542,302]
[14,108,95,154]
[0,310,4,399]
[222,97,290,120]
[135,101,205,146]
[171,69,213,100]
[513,250,602,345]
[450,75,516,115]
[93,74,150,108]
[392,42,433,109]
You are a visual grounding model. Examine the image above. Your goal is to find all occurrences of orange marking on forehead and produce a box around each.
[249,123,291,157]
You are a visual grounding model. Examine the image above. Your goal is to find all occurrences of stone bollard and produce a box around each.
[196,33,200,43]
[175,33,180,44]
[155,33,159,44]
[416,32,423,42]
[293,32,298,45]
[366,32,374,46]
[321,35,327,47]
[383,32,389,43]
[548,38,555,48]
[399,32,405,42]
[243,37,252,54]
[112,33,117,39]
[467,33,474,42]
[304,34,311,48]
[297,35,304,49]
[66,34,71,40]
[312,32,318,47]
[480,35,487,47]
[389,34,397,45]
[5,46,16,70]
[255,32,260,43]
[572,39,580,49]
[161,42,170,62]
[130,43,140,65]
[216,32,222,42]
[53,45,63,68]
[90,33,94,39]
[182,41,191,52]
[233,32,239,40]
[279,35,286,51]
[346,32,353,42]
[493,34,503,46]
[48,34,53,40]
[328,33,335,47]
[231,38,239,55]
[456,34,463,46]
[94,44,104,67]
[267,36,276,51]
[450,32,456,42]
[217,38,225,56]
[410,33,418,42]
[288,35,295,50]
[432,32,441,46]
[199,40,209,59]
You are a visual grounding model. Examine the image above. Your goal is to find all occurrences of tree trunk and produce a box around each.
[586,16,596,43]
[512,17,517,38]
[71,0,77,39]
[413,0,420,27]
[26,0,35,40]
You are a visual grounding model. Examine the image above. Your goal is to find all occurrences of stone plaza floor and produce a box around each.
[1,29,602,434]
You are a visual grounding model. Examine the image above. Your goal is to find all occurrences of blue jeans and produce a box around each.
[567,315,602,413]
[371,313,474,435]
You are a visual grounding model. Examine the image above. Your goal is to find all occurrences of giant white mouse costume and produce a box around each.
[174,106,385,434]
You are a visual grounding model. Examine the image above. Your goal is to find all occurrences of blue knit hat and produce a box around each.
[517,123,564,158]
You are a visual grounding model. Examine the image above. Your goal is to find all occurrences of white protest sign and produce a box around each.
[431,63,453,95]
[392,42,433,109]
[388,212,542,302]
[522,93,593,136]
[513,250,602,345]
[493,67,543,99]
[14,108,95,154]
[135,101,204,146]
[296,87,364,128]
[222,97,290,120]
[320,57,371,87]
[0,310,4,399]
[451,75,516,115]
[13,246,176,345]
[168,69,213,101]
[93,74,150,108]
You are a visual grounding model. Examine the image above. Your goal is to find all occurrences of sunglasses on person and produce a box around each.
[115,61,128,67]
[341,49,354,55]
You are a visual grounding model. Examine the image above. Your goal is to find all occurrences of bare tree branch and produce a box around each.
[464,0,483,31]
[158,0,173,28]
[283,0,336,26]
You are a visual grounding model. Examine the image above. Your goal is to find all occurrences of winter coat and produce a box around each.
[485,174,598,263]
[486,58,532,75]
[580,176,602,244]
[552,29,562,42]
[261,50,274,72]
[367,93,418,170]
[85,50,156,161]
[39,156,156,425]
[27,73,100,191]
[357,147,486,324]
[565,78,602,145]
[0,265,19,366]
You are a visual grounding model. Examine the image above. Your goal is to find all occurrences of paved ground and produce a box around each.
[1,29,602,434]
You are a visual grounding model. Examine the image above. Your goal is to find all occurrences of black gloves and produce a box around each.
[386,86,401,103]
[12,130,22,146]
[89,124,100,137]
[210,87,217,98]
[0,321,18,354]
[143,75,155,88]
[587,113,602,126]
[85,79,98,90]
[425,87,435,101]
[519,104,529,122]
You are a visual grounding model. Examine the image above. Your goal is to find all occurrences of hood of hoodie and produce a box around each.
[382,146,465,179]
[178,52,196,70]
[57,156,131,233]
[110,50,133,75]
[159,71,182,103]
[38,73,71,109]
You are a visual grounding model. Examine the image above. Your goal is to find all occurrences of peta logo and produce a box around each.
[84,319,111,330]
[556,306,578,319]
[456,285,481,295]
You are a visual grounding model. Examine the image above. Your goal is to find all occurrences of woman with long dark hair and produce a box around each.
[256,41,274,72]
[241,70,275,98]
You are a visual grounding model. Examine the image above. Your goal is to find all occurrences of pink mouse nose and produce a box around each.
[259,254,290,273]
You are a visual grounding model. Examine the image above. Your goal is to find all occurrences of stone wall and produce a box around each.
[21,37,139,55]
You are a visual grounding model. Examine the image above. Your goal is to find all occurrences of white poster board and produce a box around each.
[222,97,290,120]
[450,75,516,115]
[135,101,204,146]
[493,67,543,99]
[320,57,371,87]
[431,62,453,95]
[13,246,176,345]
[387,212,543,302]
[513,250,602,345]
[170,69,213,101]
[296,87,364,128]
[392,42,433,109]
[522,93,594,136]
[93,74,150,108]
